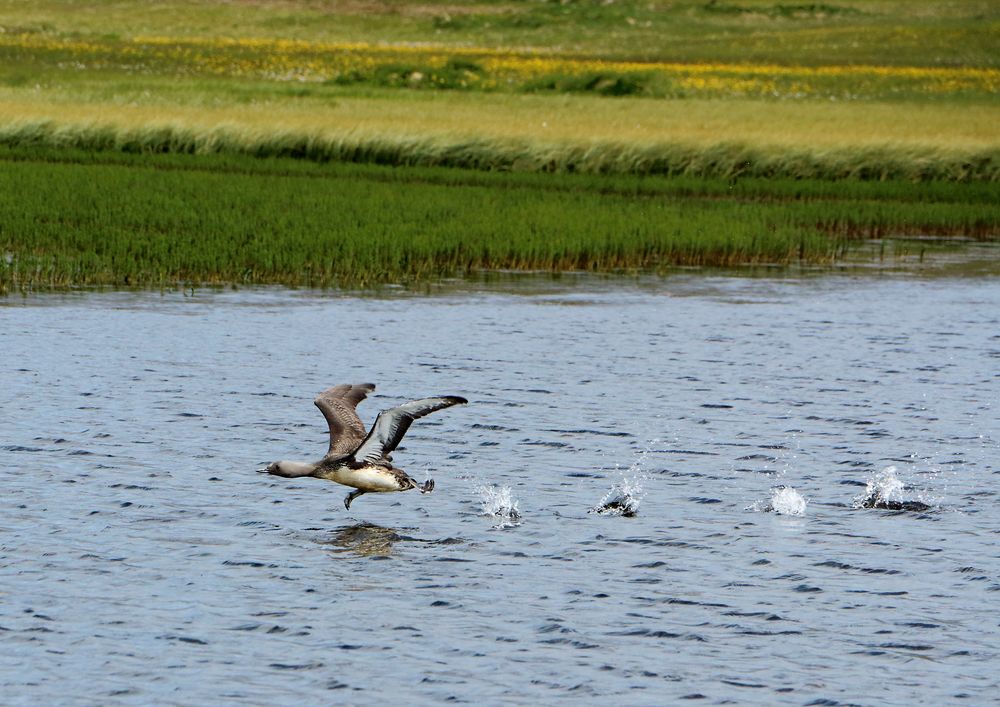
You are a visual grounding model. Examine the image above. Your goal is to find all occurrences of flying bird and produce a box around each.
[262,383,467,510]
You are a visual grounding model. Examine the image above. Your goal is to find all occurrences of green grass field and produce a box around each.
[2,151,996,293]
[0,0,997,291]
[1,0,996,67]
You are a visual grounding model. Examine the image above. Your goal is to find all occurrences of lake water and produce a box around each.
[2,272,998,704]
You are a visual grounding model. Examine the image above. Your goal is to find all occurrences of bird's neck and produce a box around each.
[274,460,319,478]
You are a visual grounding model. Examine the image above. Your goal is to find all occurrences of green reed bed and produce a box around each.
[2,152,996,293]
[4,144,997,205]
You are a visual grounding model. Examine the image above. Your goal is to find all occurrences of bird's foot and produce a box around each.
[420,479,435,494]
[344,489,366,510]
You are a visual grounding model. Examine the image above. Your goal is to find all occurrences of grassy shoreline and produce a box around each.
[0,1,997,292]
[2,150,996,294]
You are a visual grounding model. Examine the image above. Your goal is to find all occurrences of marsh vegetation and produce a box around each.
[2,151,995,293]
[0,0,996,291]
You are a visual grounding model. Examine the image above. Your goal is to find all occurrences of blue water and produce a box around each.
[1,273,998,704]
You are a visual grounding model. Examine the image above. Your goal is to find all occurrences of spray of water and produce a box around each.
[853,465,934,511]
[747,486,808,516]
[770,487,808,515]
[476,484,521,529]
[591,439,658,517]
[855,465,906,508]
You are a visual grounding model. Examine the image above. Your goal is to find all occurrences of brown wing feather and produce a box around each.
[314,383,376,457]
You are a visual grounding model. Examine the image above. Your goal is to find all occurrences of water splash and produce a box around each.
[854,465,933,511]
[590,441,656,517]
[747,486,808,516]
[591,475,644,517]
[477,484,521,529]
[856,465,906,507]
[770,487,808,515]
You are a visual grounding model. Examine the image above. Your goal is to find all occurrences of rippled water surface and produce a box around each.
[2,274,999,704]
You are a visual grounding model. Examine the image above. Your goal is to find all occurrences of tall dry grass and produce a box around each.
[1,92,997,180]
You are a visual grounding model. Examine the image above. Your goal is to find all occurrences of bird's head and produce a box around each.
[258,460,315,478]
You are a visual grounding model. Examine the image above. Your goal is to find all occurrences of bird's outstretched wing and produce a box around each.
[314,383,376,457]
[350,396,467,464]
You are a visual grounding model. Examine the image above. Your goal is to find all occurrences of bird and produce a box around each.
[261,383,467,510]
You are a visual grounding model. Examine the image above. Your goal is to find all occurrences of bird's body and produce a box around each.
[263,383,465,509]
[313,459,422,493]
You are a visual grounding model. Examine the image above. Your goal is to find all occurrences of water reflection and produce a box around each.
[322,522,402,557]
